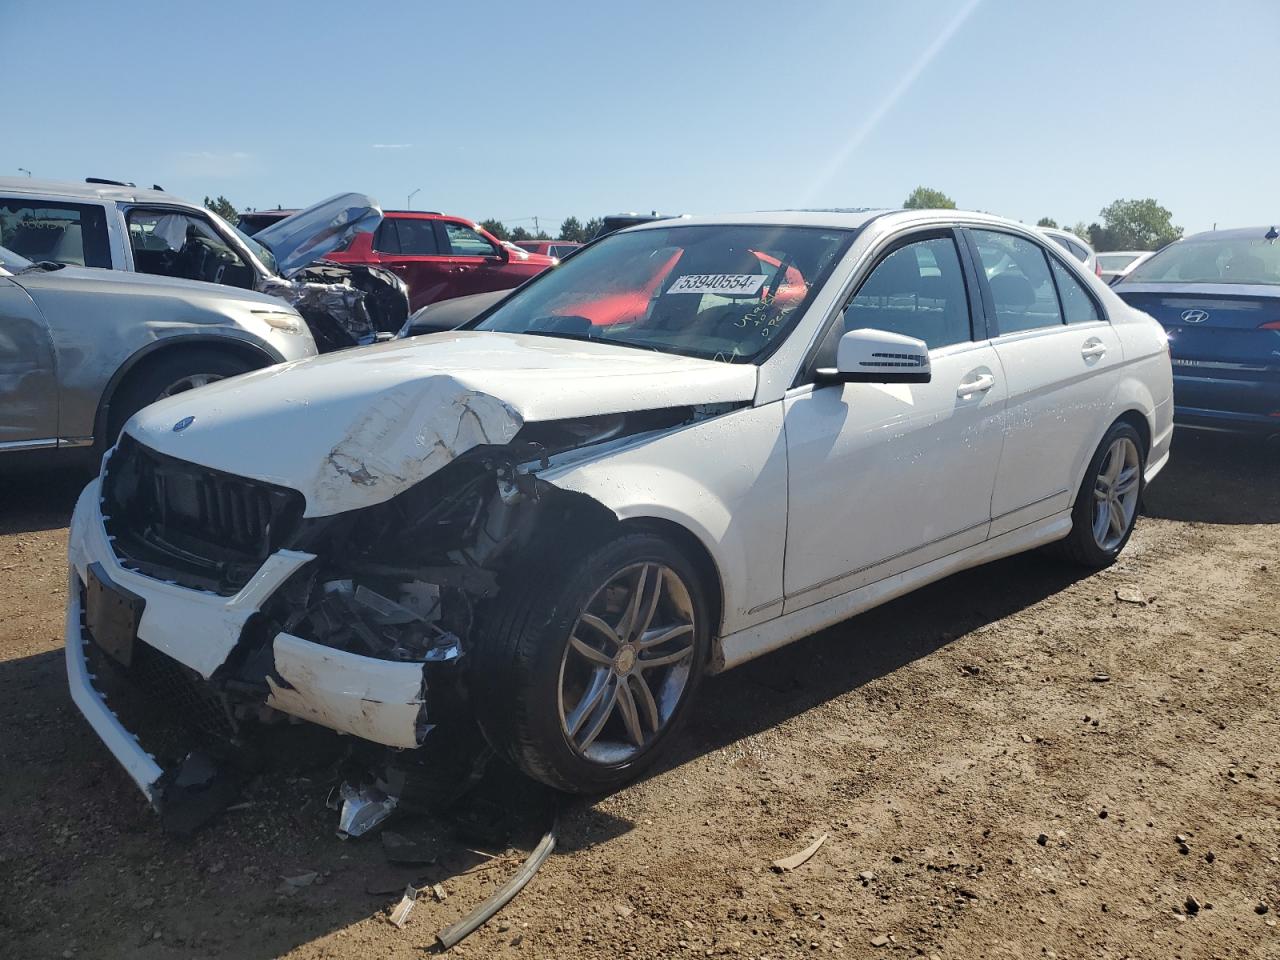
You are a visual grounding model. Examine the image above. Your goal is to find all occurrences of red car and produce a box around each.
[325,211,555,312]
[515,239,582,260]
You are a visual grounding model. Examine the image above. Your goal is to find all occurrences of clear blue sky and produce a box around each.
[6,0,1276,235]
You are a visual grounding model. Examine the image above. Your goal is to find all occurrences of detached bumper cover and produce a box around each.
[64,480,437,804]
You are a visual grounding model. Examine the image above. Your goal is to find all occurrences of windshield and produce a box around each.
[236,225,279,275]
[473,224,855,362]
[1127,234,1280,285]
[0,244,34,272]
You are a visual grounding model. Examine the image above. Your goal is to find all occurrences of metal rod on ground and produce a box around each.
[434,823,556,952]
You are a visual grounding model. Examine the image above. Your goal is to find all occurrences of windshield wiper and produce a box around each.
[520,329,661,352]
[18,260,67,274]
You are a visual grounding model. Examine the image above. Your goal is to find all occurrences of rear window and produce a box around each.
[0,199,112,268]
[1097,253,1140,272]
[1127,235,1280,286]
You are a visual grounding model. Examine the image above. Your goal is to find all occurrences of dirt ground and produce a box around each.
[1,431,1277,960]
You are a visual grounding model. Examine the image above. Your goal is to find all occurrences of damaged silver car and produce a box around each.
[0,179,409,351]
[65,211,1173,811]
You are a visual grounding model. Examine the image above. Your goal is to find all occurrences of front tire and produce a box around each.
[106,349,255,443]
[1059,421,1145,568]
[475,532,711,794]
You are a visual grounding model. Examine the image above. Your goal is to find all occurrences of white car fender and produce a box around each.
[538,402,790,645]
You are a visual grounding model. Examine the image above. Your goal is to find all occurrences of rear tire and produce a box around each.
[106,349,256,444]
[1058,421,1145,568]
[473,532,711,794]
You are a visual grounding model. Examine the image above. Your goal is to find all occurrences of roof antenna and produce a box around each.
[1266,226,1278,241]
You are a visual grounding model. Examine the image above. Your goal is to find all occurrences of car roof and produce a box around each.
[1182,226,1279,242]
[0,177,186,206]
[622,209,1036,232]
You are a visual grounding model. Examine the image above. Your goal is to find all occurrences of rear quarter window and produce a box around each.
[0,199,112,268]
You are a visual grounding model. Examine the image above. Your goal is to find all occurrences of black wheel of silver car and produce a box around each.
[476,532,711,794]
[1059,420,1145,568]
[106,349,256,444]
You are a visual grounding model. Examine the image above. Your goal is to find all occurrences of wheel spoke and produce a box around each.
[638,622,693,650]
[615,564,649,642]
[568,633,614,667]
[632,567,663,644]
[564,668,611,737]
[629,674,661,734]
[615,679,645,746]
[1114,466,1139,498]
[1108,499,1127,538]
[638,644,694,670]
[1104,444,1124,485]
[576,677,619,752]
[1093,502,1111,544]
[578,612,622,648]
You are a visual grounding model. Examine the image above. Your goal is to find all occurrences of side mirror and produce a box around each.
[815,328,931,385]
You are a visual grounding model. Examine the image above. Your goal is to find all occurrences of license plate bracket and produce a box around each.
[84,562,144,667]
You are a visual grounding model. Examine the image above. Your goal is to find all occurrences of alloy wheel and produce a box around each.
[557,562,697,765]
[157,373,224,399]
[1092,436,1141,551]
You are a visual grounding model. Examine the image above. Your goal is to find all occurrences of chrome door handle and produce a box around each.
[957,373,995,397]
[1081,338,1107,359]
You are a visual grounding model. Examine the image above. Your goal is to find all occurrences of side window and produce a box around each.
[1049,257,1101,324]
[971,230,1064,335]
[126,209,254,288]
[443,222,499,257]
[396,219,440,255]
[844,235,972,349]
[0,199,112,268]
[372,220,401,254]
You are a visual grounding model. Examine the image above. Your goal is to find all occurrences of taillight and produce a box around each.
[1260,320,1280,330]
[1095,259,1103,277]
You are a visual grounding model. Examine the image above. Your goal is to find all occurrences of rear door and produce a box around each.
[372,217,453,311]
[0,277,59,446]
[965,228,1124,535]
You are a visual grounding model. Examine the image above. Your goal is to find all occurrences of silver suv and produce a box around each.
[0,179,408,351]
[0,244,316,467]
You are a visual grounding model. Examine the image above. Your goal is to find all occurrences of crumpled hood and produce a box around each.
[125,331,758,517]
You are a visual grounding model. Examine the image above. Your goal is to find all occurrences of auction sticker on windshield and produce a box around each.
[667,274,767,296]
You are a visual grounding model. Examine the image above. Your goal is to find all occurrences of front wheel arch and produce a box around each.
[94,336,278,453]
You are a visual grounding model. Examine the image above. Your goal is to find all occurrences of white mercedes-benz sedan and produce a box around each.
[66,210,1173,803]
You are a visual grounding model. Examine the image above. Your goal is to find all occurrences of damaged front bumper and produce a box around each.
[64,480,441,807]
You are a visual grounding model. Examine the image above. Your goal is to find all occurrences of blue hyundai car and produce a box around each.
[1115,226,1280,438]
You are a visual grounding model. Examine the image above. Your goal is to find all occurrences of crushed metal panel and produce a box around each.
[266,632,428,748]
[312,381,522,517]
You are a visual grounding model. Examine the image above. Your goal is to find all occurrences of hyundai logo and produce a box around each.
[172,416,195,432]
[1180,309,1210,324]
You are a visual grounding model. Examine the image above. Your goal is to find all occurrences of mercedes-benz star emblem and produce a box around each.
[1180,309,1210,324]
[172,416,195,432]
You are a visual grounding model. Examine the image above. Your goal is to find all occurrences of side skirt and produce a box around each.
[715,511,1073,672]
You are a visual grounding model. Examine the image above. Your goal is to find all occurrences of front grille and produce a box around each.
[81,599,239,763]
[102,434,303,595]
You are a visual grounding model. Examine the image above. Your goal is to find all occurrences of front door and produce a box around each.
[965,228,1125,535]
[782,231,1007,613]
[0,278,59,446]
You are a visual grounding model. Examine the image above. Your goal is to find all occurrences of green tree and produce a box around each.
[204,195,238,224]
[1036,217,1058,229]
[479,218,510,241]
[1092,198,1182,251]
[1069,221,1094,244]
[581,217,604,241]
[902,186,955,210]
[559,216,584,242]
[532,228,551,240]
[509,225,532,242]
